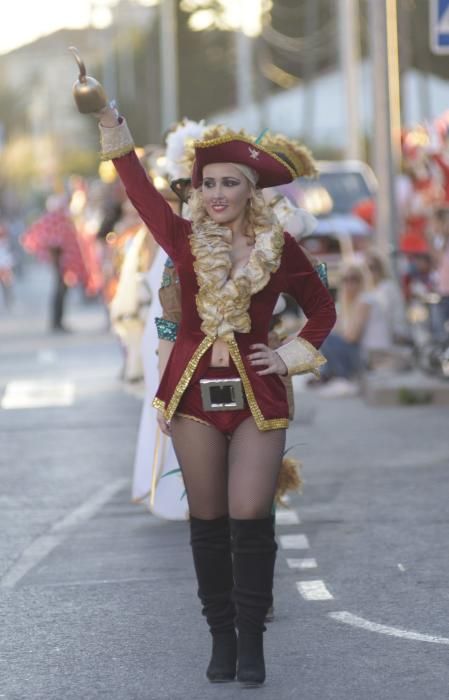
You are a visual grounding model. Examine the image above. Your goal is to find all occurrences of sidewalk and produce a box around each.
[361,367,449,405]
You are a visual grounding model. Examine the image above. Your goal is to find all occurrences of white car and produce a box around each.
[276,160,377,291]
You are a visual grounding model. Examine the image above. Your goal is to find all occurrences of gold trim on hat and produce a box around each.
[193,134,297,180]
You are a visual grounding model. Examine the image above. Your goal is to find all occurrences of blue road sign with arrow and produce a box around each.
[431,0,449,54]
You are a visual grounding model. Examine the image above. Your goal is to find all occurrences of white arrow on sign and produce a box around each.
[438,5,449,30]
[430,0,449,54]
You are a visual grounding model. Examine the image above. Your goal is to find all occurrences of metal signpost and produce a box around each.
[368,0,400,262]
[430,0,449,54]
[160,0,179,130]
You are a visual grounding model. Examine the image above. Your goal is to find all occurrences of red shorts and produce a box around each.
[175,362,252,436]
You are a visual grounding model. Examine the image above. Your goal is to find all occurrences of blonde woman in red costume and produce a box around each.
[93,101,336,687]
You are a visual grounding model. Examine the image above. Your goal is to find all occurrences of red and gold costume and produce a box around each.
[101,122,336,431]
[71,55,338,687]
[21,207,102,295]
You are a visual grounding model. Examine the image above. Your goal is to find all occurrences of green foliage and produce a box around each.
[59,149,99,178]
[397,387,433,405]
[0,81,27,139]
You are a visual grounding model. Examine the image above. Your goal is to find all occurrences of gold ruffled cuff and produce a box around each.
[276,337,326,377]
[99,119,134,161]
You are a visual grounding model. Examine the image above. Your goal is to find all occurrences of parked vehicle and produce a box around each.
[298,160,377,214]
[277,160,377,292]
[407,292,449,378]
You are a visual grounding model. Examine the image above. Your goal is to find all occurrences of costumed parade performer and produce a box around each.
[70,53,336,687]
[133,120,321,519]
[21,190,102,331]
[130,134,204,518]
[108,220,155,382]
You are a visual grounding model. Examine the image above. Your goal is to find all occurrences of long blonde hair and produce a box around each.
[364,249,390,283]
[337,261,370,335]
[188,185,275,244]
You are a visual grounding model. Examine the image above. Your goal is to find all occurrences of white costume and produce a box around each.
[131,246,188,520]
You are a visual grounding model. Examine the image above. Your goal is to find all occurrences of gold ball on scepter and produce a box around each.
[68,46,108,114]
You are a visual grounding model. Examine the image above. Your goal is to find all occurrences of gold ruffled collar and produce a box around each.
[189,220,284,340]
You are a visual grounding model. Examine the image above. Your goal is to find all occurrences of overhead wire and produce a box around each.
[261,19,337,55]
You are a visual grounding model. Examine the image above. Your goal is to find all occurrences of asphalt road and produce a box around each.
[1,264,449,700]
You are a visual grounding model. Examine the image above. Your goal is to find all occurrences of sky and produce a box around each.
[0,0,104,55]
[0,1,265,56]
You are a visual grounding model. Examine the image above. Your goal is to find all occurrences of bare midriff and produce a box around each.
[210,338,230,367]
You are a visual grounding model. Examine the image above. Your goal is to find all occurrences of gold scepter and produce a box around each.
[68,46,108,114]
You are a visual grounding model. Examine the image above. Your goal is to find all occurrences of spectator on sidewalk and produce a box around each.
[436,227,449,331]
[427,208,449,335]
[316,252,412,397]
[363,249,411,361]
[315,262,369,395]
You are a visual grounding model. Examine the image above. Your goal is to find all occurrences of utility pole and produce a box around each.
[234,3,264,130]
[89,0,118,99]
[159,0,179,130]
[301,0,318,144]
[102,25,118,99]
[338,0,361,160]
[368,0,401,260]
[386,0,401,168]
[114,2,137,104]
[397,0,411,123]
[118,34,136,104]
[235,30,253,114]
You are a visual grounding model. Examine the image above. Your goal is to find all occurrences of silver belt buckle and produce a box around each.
[200,378,245,411]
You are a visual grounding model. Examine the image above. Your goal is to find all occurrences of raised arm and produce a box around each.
[97,106,188,260]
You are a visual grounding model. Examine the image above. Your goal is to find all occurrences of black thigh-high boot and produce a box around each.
[190,516,237,683]
[265,512,276,623]
[230,516,277,687]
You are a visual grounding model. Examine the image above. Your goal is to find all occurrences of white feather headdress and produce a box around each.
[165,119,206,179]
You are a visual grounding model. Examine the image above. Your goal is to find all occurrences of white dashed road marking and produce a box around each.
[297,580,334,601]
[0,479,128,589]
[280,511,449,646]
[36,350,57,365]
[276,509,301,525]
[329,611,449,645]
[287,557,317,570]
[1,380,75,409]
[279,533,309,550]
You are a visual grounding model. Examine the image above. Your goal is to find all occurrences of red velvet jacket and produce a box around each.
[113,151,336,430]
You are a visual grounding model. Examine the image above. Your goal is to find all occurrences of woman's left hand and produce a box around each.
[247,343,288,376]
